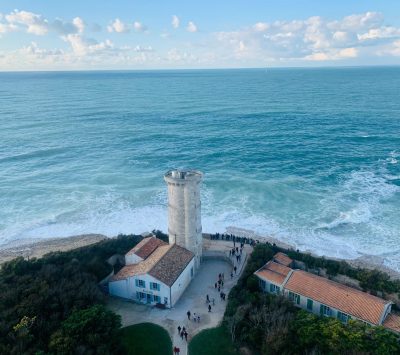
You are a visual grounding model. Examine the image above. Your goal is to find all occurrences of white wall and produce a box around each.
[171,258,195,306]
[109,273,171,307]
[164,171,203,269]
[257,277,282,295]
[282,289,375,325]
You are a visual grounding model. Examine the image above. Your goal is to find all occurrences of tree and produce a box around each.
[49,305,122,355]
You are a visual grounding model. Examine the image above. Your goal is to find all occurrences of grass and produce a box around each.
[121,322,173,355]
[189,326,239,355]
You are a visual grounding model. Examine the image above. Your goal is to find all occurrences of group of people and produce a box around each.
[173,242,245,352]
[173,346,181,354]
[229,246,243,264]
[209,233,257,247]
[177,325,188,341]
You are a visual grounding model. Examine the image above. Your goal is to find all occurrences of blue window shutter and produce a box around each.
[158,283,160,291]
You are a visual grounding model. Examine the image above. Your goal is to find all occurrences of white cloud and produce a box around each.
[107,18,129,33]
[358,26,400,41]
[62,34,113,56]
[5,10,48,35]
[134,45,153,52]
[172,15,180,29]
[253,22,269,32]
[214,12,400,63]
[0,10,85,36]
[73,17,85,33]
[1,10,400,70]
[187,21,197,33]
[133,21,146,32]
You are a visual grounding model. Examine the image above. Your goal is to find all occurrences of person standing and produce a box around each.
[187,310,191,320]
[177,325,181,334]
[184,331,188,342]
[208,304,212,312]
[176,347,180,354]
[206,294,210,303]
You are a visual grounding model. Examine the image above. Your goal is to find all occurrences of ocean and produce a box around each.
[0,67,399,270]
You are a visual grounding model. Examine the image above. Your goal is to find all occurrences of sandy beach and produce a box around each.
[0,234,107,265]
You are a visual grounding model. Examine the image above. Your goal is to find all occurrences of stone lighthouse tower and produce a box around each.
[164,170,203,269]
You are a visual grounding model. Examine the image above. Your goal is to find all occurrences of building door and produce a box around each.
[146,293,153,303]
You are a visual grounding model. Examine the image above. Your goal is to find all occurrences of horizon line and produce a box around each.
[1,63,400,74]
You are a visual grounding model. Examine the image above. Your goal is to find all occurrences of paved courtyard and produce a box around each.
[107,241,251,355]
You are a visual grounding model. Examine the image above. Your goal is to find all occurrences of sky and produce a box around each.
[0,1,400,71]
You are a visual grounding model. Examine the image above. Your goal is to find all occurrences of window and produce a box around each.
[337,311,351,323]
[135,279,145,288]
[260,279,266,290]
[307,299,313,311]
[137,291,146,300]
[289,291,300,305]
[164,297,168,305]
[269,284,280,294]
[154,295,161,303]
[320,304,332,316]
[150,282,160,291]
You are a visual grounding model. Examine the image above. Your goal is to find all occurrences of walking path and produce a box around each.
[107,240,252,355]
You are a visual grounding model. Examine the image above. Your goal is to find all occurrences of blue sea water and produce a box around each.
[0,67,399,270]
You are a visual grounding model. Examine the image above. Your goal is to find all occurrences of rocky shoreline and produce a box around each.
[226,226,400,280]
[1,229,399,281]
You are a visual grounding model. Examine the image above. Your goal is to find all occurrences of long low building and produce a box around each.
[109,236,195,308]
[255,253,398,330]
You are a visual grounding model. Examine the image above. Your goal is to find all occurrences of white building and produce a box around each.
[109,236,195,308]
[164,170,203,269]
[254,253,397,329]
[108,169,204,308]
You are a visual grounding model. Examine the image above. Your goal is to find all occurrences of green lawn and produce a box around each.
[121,323,173,355]
[189,326,239,355]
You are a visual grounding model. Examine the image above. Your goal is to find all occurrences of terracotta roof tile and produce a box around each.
[111,243,194,286]
[273,252,293,267]
[255,261,292,285]
[126,237,167,259]
[112,244,171,281]
[149,245,194,287]
[383,314,400,333]
[285,270,390,325]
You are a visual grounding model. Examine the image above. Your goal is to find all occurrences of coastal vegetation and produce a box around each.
[121,323,172,355]
[0,233,169,354]
[222,242,400,355]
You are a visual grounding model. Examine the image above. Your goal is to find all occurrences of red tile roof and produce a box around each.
[149,245,194,286]
[111,244,171,281]
[126,237,167,259]
[255,261,292,285]
[285,270,390,325]
[273,252,293,267]
[111,244,194,286]
[383,313,400,333]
